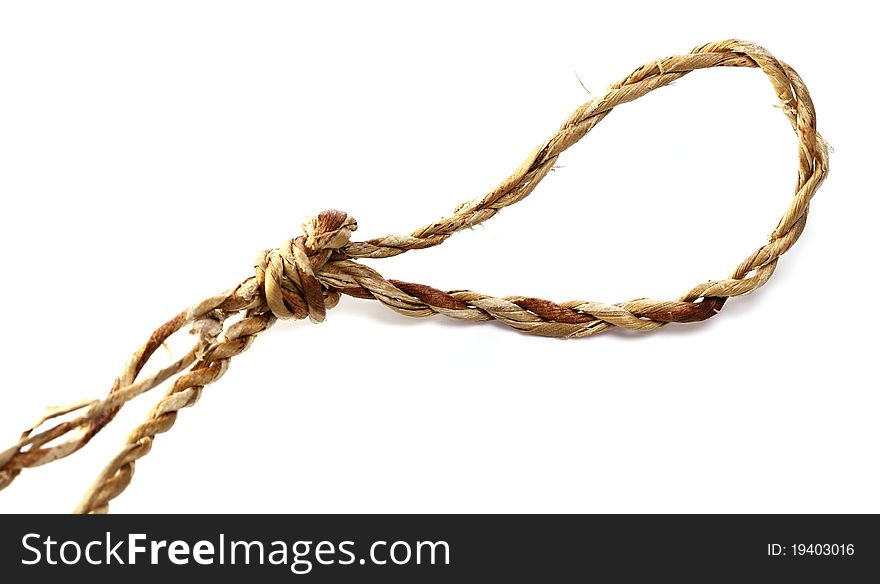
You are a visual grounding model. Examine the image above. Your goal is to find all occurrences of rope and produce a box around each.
[0,39,828,513]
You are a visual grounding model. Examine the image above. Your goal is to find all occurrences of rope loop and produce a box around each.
[0,40,830,513]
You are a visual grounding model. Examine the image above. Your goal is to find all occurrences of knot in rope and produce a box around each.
[255,209,357,322]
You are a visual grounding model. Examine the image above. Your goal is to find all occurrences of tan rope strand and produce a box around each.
[0,39,828,512]
[344,40,825,260]
[73,311,276,514]
[0,280,265,489]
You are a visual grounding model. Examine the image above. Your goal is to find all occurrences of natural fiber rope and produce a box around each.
[0,40,828,513]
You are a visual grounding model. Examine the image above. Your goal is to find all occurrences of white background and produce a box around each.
[0,1,876,514]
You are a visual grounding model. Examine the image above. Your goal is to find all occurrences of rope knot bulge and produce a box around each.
[255,209,357,323]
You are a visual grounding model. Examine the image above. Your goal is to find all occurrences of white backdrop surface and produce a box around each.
[0,1,875,513]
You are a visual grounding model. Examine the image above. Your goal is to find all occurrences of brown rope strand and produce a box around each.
[73,311,276,514]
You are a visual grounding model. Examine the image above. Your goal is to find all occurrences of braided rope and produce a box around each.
[0,39,827,512]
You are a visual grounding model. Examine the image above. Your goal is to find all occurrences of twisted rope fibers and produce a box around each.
[0,40,828,513]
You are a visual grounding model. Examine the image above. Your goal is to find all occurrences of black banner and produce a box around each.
[1,515,876,581]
